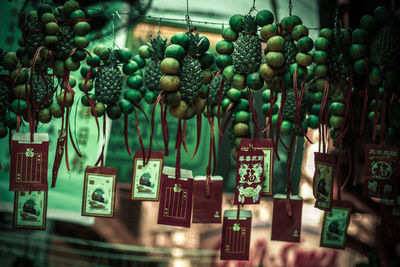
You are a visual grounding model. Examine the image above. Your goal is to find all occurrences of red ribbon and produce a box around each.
[147,92,164,161]
[247,88,259,138]
[359,59,369,135]
[124,114,131,156]
[133,106,146,165]
[64,107,71,171]
[215,71,225,137]
[318,80,329,154]
[275,81,286,152]
[285,134,296,216]
[380,83,387,145]
[191,113,202,159]
[175,119,182,179]
[95,115,107,167]
[182,120,188,153]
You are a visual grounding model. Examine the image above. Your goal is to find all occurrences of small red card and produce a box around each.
[157,166,193,228]
[234,149,264,205]
[9,133,49,191]
[380,201,400,242]
[363,144,399,199]
[130,150,164,201]
[320,201,352,249]
[192,176,223,224]
[313,152,335,210]
[240,138,274,197]
[220,209,252,261]
[271,194,303,242]
[82,166,117,218]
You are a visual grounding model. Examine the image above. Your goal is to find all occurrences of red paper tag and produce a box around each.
[313,152,335,210]
[51,130,66,188]
[130,151,164,201]
[271,194,303,242]
[240,138,274,197]
[157,166,193,228]
[234,150,264,205]
[192,176,223,224]
[9,133,49,191]
[220,209,252,261]
[320,201,352,249]
[363,144,399,199]
[380,201,400,242]
[13,190,48,230]
[82,166,117,218]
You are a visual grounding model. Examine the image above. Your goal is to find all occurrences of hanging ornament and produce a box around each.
[350,5,400,141]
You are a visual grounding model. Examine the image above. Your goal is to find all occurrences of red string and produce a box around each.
[64,107,71,171]
[359,59,369,135]
[191,113,202,159]
[133,107,146,165]
[124,114,131,156]
[175,119,182,179]
[318,80,329,154]
[285,135,296,216]
[247,88,259,138]
[380,83,387,145]
[148,92,165,161]
[182,120,188,153]
[275,81,286,154]
[95,115,107,167]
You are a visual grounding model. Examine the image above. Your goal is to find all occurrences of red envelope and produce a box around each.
[192,176,223,224]
[271,194,303,242]
[9,133,49,191]
[313,152,335,211]
[234,150,264,205]
[220,209,252,261]
[240,138,274,197]
[363,144,399,199]
[157,166,193,228]
[380,201,400,242]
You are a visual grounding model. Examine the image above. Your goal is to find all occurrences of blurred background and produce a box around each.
[0,0,398,266]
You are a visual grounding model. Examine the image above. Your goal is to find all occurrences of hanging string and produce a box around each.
[112,11,121,49]
[185,0,191,31]
[40,1,323,30]
[289,0,293,16]
[158,18,162,36]
[249,0,257,14]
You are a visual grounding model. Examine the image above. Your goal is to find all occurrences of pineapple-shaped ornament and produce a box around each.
[139,32,168,104]
[94,48,124,120]
[218,8,272,158]
[160,30,210,119]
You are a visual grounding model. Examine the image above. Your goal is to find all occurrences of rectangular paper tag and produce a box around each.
[313,152,335,211]
[130,151,164,201]
[240,138,274,196]
[157,166,193,228]
[82,166,117,218]
[220,210,252,261]
[192,176,223,224]
[271,194,303,242]
[363,144,399,199]
[234,149,264,205]
[9,132,49,191]
[320,201,352,249]
[13,190,47,230]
